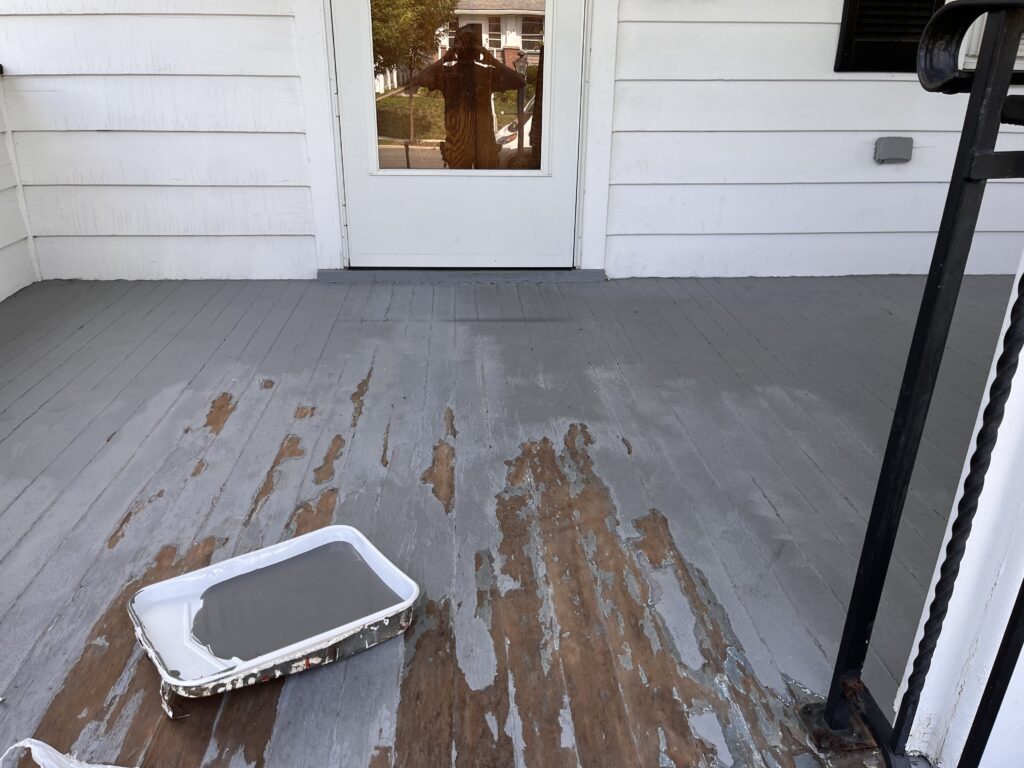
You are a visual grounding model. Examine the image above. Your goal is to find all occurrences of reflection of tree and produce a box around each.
[371,0,458,143]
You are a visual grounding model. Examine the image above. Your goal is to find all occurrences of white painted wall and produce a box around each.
[0,0,344,280]
[0,0,1021,281]
[899,250,1024,766]
[604,0,1024,277]
[0,82,37,301]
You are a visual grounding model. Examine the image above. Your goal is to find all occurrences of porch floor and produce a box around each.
[0,276,1008,767]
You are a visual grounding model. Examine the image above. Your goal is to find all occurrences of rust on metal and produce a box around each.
[313,434,345,485]
[106,490,164,550]
[244,435,305,528]
[204,393,237,436]
[293,405,317,420]
[420,439,455,515]
[191,459,207,477]
[350,366,374,428]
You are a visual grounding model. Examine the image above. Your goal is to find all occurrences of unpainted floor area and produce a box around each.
[0,276,1009,767]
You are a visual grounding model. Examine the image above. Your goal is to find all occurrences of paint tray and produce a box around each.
[127,525,419,718]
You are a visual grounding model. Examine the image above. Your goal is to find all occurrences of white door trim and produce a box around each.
[295,0,347,270]
[575,0,619,271]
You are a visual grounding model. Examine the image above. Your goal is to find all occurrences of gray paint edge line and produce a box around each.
[317,269,606,284]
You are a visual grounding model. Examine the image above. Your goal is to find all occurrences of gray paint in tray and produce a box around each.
[191,541,402,661]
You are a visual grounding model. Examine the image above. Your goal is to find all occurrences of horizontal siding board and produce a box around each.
[15,132,310,185]
[0,187,29,248]
[0,161,15,191]
[2,76,303,132]
[604,232,1024,277]
[35,235,317,279]
[618,0,844,23]
[0,15,298,75]
[612,81,1024,132]
[0,238,36,300]
[606,183,1024,235]
[616,22,909,81]
[610,132,1024,184]
[24,186,315,235]
[0,1,291,13]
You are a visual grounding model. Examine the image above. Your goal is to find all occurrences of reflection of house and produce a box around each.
[440,0,544,67]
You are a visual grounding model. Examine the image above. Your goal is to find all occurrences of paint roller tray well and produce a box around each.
[128,525,419,713]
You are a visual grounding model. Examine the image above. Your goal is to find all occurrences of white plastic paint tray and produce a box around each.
[128,525,419,717]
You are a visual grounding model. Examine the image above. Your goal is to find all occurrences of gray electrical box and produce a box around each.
[875,136,914,164]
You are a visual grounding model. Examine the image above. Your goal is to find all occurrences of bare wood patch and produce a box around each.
[369,745,393,768]
[393,596,513,768]
[26,538,219,765]
[260,378,275,389]
[381,422,391,468]
[203,680,284,768]
[390,425,819,767]
[621,436,633,455]
[191,458,207,477]
[106,489,164,549]
[350,366,374,428]
[420,440,455,515]
[443,406,457,439]
[313,434,345,485]
[204,393,237,436]
[244,435,305,528]
[293,405,317,420]
[287,487,339,538]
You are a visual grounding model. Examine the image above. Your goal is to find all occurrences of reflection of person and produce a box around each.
[406,26,525,169]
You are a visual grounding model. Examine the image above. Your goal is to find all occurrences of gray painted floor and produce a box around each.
[0,276,1009,767]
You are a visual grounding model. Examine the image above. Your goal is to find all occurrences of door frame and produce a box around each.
[313,0,620,271]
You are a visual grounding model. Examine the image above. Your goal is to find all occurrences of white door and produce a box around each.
[333,0,584,268]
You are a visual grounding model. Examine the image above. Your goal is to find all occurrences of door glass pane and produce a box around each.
[371,0,546,170]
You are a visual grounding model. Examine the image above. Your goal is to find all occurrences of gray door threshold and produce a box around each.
[317,268,605,284]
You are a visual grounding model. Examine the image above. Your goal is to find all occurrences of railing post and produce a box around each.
[818,2,1024,761]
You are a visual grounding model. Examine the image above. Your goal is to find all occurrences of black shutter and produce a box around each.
[835,0,945,72]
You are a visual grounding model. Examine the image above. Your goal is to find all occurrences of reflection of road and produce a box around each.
[378,145,445,170]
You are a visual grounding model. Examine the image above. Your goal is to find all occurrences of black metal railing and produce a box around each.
[813,2,1024,767]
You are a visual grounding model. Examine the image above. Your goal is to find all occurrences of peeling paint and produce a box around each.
[313,435,345,485]
[191,459,207,477]
[244,435,304,528]
[26,539,219,766]
[351,366,374,428]
[420,440,455,514]
[293,405,316,420]
[368,745,393,768]
[204,393,237,436]
[389,425,823,767]
[260,379,274,389]
[106,490,164,550]
[287,488,339,537]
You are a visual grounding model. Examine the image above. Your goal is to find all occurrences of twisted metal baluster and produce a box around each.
[891,271,1024,752]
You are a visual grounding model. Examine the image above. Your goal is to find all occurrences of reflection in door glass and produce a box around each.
[370,0,545,170]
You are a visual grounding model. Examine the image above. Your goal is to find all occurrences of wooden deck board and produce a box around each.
[0,275,1009,767]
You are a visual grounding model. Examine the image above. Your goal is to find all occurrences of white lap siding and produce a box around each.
[606,0,1024,277]
[0,1,341,280]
